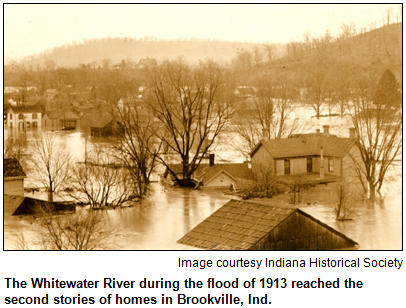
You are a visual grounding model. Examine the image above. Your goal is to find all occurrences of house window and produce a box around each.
[9,114,12,120]
[284,159,290,175]
[18,114,24,120]
[328,158,334,172]
[307,157,312,173]
[32,113,37,119]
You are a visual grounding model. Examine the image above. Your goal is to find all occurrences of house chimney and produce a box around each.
[349,128,356,139]
[323,125,330,135]
[316,129,320,133]
[262,128,270,139]
[209,154,215,167]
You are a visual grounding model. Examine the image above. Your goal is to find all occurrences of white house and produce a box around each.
[5,105,43,129]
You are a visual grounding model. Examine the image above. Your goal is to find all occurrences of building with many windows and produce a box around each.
[250,125,364,185]
[5,105,42,129]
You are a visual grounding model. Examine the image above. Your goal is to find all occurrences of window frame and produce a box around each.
[328,158,334,172]
[306,157,312,173]
[284,159,290,175]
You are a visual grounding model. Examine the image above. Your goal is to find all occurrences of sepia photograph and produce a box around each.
[3,4,402,250]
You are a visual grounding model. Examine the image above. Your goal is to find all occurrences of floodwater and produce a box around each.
[3,180,402,250]
[3,106,403,250]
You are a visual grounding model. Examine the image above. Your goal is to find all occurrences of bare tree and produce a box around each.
[102,58,112,70]
[252,46,263,67]
[228,115,262,159]
[44,59,56,72]
[114,104,161,198]
[304,65,330,119]
[263,43,277,64]
[229,73,305,159]
[271,73,304,138]
[302,32,312,54]
[70,144,134,208]
[22,208,115,250]
[28,133,73,202]
[146,58,232,186]
[4,132,27,161]
[334,66,352,116]
[252,76,274,138]
[233,48,252,73]
[286,40,302,60]
[348,70,402,202]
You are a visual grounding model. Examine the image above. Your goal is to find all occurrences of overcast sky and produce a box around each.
[4,3,400,61]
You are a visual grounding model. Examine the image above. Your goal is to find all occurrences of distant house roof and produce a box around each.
[45,89,58,94]
[233,109,258,119]
[138,58,157,66]
[234,87,256,97]
[178,200,358,250]
[4,194,75,216]
[48,108,82,120]
[251,134,355,159]
[90,114,113,128]
[166,163,252,185]
[4,158,26,179]
[5,105,43,114]
[67,85,91,94]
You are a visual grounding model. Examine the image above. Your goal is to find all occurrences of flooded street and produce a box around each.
[3,107,402,250]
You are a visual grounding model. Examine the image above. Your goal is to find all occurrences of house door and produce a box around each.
[307,157,312,173]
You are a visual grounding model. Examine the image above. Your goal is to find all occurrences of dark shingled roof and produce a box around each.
[4,158,26,178]
[89,113,113,128]
[6,105,43,114]
[4,194,75,216]
[251,134,355,159]
[178,200,358,250]
[48,108,82,120]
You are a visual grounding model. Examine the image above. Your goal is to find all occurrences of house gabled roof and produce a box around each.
[250,134,355,159]
[195,164,251,184]
[89,113,113,128]
[4,194,75,216]
[166,163,252,185]
[234,87,256,97]
[6,105,43,114]
[4,158,26,179]
[178,200,358,250]
[48,108,82,120]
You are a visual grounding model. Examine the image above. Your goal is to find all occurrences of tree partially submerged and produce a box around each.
[303,65,330,119]
[114,103,161,198]
[229,73,306,159]
[349,69,402,201]
[70,144,134,208]
[146,58,232,186]
[28,133,73,202]
[4,132,27,161]
[19,208,114,250]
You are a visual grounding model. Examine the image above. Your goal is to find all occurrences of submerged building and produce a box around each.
[178,200,358,250]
